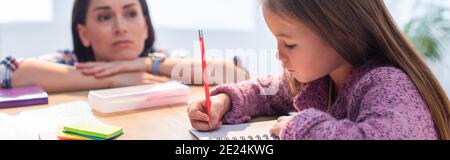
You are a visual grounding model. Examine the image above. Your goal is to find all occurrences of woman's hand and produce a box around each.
[188,93,231,131]
[107,71,170,88]
[270,116,294,138]
[75,58,148,78]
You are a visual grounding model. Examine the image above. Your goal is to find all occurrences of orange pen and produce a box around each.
[198,30,212,126]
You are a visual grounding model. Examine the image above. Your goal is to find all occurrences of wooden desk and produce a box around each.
[0,86,207,140]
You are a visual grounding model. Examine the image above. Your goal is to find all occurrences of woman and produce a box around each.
[1,0,248,93]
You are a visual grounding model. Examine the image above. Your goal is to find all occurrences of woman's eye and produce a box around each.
[126,11,138,18]
[98,14,111,22]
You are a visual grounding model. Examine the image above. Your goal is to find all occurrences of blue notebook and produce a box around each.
[0,85,48,108]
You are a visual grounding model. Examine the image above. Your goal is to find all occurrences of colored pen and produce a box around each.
[199,30,212,126]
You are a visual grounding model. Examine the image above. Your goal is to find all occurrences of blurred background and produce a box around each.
[0,0,449,96]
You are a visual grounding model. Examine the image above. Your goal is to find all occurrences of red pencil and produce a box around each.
[199,30,212,126]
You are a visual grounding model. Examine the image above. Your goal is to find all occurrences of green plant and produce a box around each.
[404,3,450,61]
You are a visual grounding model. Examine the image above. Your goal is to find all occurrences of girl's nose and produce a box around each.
[276,51,288,63]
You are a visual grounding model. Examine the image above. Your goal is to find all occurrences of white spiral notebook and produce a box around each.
[190,120,279,140]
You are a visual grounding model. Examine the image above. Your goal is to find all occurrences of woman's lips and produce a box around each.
[113,40,133,48]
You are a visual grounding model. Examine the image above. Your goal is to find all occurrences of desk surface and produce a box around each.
[1,86,207,140]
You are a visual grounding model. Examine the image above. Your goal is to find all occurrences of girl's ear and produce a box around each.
[77,24,91,47]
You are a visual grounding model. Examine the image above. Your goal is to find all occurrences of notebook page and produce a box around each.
[0,101,100,140]
[190,120,278,140]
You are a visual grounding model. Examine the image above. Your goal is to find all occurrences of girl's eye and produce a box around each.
[98,14,111,22]
[285,44,297,49]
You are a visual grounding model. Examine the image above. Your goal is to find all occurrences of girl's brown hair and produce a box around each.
[263,0,450,139]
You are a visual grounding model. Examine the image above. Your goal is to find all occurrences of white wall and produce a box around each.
[0,0,73,57]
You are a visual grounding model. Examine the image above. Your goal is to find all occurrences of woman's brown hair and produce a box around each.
[263,0,450,139]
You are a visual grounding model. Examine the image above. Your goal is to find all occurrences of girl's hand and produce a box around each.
[188,93,231,131]
[75,58,148,78]
[270,116,294,138]
[108,72,170,88]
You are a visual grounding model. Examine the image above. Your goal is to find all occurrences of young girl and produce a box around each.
[188,0,450,140]
[0,0,248,93]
